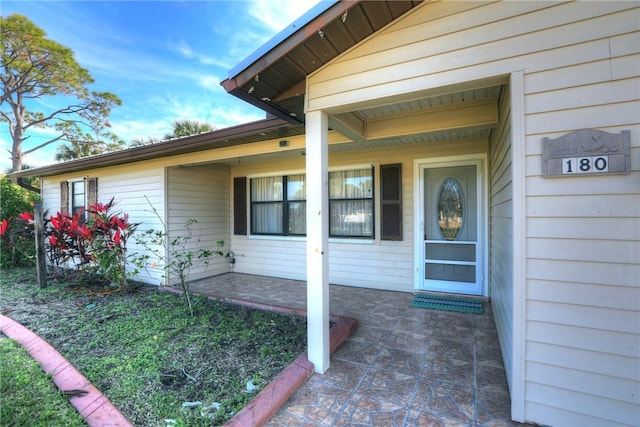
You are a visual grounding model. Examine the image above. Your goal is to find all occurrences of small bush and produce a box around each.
[45,198,140,290]
[0,176,39,269]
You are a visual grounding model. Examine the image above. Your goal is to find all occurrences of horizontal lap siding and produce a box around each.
[489,84,515,390]
[41,179,63,218]
[229,140,485,292]
[167,165,230,283]
[308,2,637,111]
[41,166,166,284]
[308,2,640,425]
[518,6,640,426]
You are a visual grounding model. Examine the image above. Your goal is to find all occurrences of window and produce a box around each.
[60,178,97,216]
[329,168,373,238]
[250,174,306,235]
[71,181,85,215]
[246,168,374,238]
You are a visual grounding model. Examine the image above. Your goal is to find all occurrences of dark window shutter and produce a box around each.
[86,177,98,208]
[60,181,69,214]
[233,177,247,235]
[381,164,402,240]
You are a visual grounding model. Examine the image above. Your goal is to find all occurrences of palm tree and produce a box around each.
[165,120,214,139]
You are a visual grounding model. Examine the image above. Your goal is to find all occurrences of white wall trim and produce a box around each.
[161,166,169,287]
[510,69,527,423]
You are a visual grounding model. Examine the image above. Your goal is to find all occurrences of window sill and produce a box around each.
[247,235,375,245]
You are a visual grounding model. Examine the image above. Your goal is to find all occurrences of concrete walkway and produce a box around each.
[190,273,526,426]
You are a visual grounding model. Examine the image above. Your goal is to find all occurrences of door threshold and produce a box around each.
[414,290,489,302]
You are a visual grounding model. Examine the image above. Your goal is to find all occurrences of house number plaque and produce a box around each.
[542,129,631,178]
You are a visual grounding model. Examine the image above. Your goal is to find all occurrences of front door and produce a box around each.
[417,159,485,295]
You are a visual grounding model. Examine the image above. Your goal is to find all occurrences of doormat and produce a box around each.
[412,294,484,314]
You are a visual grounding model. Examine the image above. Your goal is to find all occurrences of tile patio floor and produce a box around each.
[190,273,526,426]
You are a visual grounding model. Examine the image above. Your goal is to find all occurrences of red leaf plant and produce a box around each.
[45,210,92,269]
[44,198,140,290]
[18,212,34,222]
[0,219,8,237]
[1,211,37,268]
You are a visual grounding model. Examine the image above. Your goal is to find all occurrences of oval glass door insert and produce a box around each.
[437,178,464,240]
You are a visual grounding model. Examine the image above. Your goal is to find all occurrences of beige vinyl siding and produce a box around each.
[307,2,639,425]
[41,178,63,219]
[40,165,166,284]
[307,2,638,111]
[230,139,486,292]
[166,164,230,283]
[523,27,639,420]
[488,84,515,391]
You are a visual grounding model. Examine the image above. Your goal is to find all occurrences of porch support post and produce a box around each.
[305,109,330,374]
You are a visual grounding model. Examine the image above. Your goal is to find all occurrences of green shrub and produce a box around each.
[0,176,39,269]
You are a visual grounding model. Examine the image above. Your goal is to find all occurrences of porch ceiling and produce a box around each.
[331,85,503,147]
[217,84,504,166]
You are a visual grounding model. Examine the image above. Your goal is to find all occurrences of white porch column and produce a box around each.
[305,109,330,374]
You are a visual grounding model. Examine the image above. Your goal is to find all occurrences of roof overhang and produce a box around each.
[221,1,424,123]
[9,118,304,178]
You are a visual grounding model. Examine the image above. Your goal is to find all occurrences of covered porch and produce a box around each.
[189,273,520,425]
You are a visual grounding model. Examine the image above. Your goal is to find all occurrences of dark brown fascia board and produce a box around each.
[221,1,357,94]
[227,87,304,125]
[9,117,299,178]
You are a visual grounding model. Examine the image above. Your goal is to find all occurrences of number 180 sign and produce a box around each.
[542,130,631,178]
[562,156,609,174]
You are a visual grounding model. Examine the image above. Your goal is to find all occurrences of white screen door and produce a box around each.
[420,162,484,295]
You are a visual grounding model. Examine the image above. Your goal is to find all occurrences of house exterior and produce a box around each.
[11,1,639,425]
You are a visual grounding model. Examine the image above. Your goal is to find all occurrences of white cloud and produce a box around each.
[222,0,324,75]
[248,0,323,32]
[110,118,173,143]
[198,74,225,92]
[110,91,264,143]
[168,40,231,69]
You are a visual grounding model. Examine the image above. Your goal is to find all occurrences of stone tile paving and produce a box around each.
[189,273,529,426]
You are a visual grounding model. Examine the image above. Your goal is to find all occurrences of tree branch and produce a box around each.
[22,133,66,155]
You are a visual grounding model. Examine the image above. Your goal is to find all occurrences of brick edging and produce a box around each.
[0,290,358,427]
[0,314,133,427]
[159,286,358,425]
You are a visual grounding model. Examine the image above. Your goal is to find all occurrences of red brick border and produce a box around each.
[1,290,357,427]
[0,314,133,427]
[159,287,358,426]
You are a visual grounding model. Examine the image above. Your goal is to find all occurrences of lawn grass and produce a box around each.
[0,268,307,426]
[0,337,86,426]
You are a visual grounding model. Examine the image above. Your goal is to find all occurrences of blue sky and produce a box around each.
[1,0,323,171]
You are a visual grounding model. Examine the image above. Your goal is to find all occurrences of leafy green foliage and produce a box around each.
[164,119,214,139]
[0,338,86,426]
[128,136,161,147]
[0,175,38,219]
[0,176,39,268]
[0,14,122,171]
